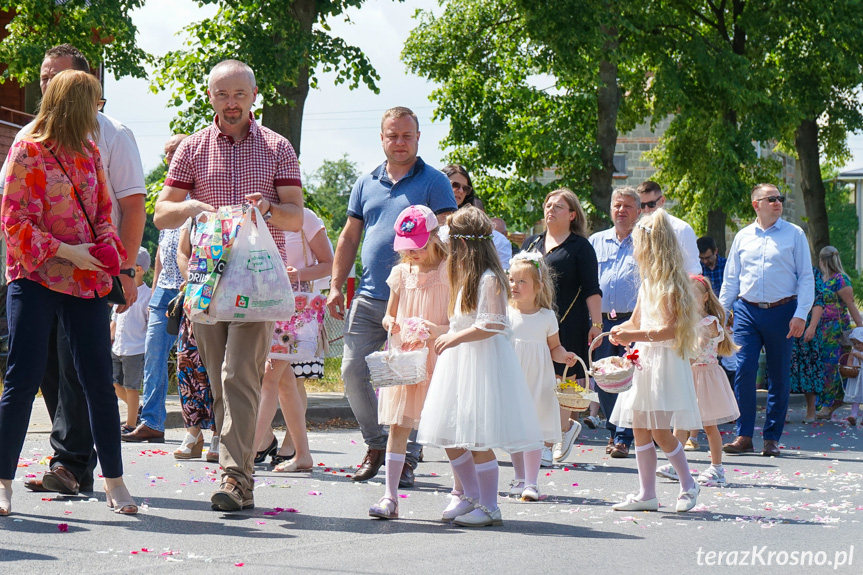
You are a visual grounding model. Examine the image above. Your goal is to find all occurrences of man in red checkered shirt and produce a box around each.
[154,59,303,512]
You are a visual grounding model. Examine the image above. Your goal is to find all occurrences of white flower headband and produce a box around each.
[509,251,544,280]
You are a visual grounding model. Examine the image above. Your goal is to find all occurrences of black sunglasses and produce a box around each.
[642,197,662,209]
[98,98,107,112]
[756,195,785,204]
[451,181,472,193]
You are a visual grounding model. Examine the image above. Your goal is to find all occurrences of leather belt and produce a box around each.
[602,312,633,321]
[741,296,796,309]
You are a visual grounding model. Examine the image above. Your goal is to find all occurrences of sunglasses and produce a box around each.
[98,98,107,112]
[755,195,785,204]
[641,197,665,209]
[451,181,472,193]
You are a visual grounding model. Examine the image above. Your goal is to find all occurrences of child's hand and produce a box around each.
[382,315,400,334]
[434,333,459,354]
[564,352,578,367]
[400,339,425,352]
[609,325,630,345]
[422,320,448,340]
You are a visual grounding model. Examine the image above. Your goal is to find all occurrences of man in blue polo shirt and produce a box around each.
[327,106,456,485]
[588,186,641,459]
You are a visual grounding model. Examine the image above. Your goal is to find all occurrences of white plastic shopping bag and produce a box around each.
[207,207,296,322]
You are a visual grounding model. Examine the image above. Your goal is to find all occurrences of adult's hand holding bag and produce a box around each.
[207,207,296,322]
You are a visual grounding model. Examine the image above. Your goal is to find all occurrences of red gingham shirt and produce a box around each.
[164,113,302,261]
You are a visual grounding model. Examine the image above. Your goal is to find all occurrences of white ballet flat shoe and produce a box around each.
[612,494,659,511]
[441,494,476,521]
[453,503,503,527]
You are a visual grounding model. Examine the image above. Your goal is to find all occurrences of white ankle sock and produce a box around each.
[450,451,479,501]
[510,451,525,485]
[384,452,405,501]
[664,442,696,491]
[634,442,657,501]
[474,459,500,511]
[523,449,542,487]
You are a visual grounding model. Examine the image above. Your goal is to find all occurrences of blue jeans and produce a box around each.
[732,299,795,441]
[341,295,421,468]
[140,286,180,432]
[594,316,634,447]
[0,279,122,479]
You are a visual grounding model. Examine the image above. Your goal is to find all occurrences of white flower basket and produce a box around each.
[366,327,429,389]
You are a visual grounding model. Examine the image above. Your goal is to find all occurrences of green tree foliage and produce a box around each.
[0,0,149,82]
[150,0,390,155]
[304,154,359,244]
[823,166,858,272]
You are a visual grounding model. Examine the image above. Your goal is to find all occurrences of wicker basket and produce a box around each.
[365,327,429,389]
[555,357,592,411]
[839,353,860,379]
[588,332,635,394]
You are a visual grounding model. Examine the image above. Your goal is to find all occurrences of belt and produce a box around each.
[602,312,633,321]
[741,296,796,309]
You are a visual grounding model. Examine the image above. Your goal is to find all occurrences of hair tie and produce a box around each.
[509,251,544,280]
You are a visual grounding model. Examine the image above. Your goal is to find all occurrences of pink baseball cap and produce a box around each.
[393,205,438,251]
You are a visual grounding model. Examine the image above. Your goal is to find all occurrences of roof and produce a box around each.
[837,167,863,180]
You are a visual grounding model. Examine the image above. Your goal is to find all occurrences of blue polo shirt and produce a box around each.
[347,157,456,300]
[589,227,640,314]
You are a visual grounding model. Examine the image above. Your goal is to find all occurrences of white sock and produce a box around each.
[510,451,525,486]
[634,442,657,501]
[384,452,405,501]
[450,451,479,502]
[664,442,696,491]
[474,459,500,511]
[523,449,542,487]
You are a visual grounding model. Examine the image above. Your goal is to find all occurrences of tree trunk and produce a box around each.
[707,208,726,256]
[589,24,620,225]
[795,117,830,260]
[260,0,314,157]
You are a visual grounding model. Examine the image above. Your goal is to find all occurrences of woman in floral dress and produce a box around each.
[816,246,863,419]
[789,267,826,423]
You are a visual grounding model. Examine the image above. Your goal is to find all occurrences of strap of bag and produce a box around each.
[45,145,98,242]
[526,232,580,323]
[301,229,312,269]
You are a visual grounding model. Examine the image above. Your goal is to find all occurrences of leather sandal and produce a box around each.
[103,481,138,515]
[0,479,11,516]
[174,431,204,460]
[273,458,313,473]
[368,497,399,520]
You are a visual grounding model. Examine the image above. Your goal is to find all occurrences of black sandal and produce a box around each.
[271,451,296,467]
[254,437,278,465]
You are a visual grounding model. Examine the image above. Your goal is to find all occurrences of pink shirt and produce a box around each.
[165,114,302,262]
[1,140,125,298]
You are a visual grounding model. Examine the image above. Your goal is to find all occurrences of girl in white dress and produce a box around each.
[844,328,863,426]
[608,209,703,513]
[418,208,543,527]
[507,252,577,501]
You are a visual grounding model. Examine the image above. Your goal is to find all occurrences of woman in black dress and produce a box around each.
[522,189,602,464]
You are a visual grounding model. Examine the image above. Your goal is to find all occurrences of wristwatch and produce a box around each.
[119,268,136,278]
[262,203,273,221]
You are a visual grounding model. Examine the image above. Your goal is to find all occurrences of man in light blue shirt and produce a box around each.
[588,186,642,458]
[719,183,814,457]
[326,107,456,484]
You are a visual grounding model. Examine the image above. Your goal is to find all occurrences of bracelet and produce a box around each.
[646,329,655,341]
[592,322,602,329]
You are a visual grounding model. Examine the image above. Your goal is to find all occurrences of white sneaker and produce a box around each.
[521,484,540,502]
[583,415,602,429]
[676,483,700,512]
[540,446,554,468]
[656,464,679,481]
[697,465,727,486]
[508,480,525,498]
[553,419,582,461]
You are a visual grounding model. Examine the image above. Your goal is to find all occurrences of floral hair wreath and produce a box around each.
[509,251,544,280]
[450,233,492,241]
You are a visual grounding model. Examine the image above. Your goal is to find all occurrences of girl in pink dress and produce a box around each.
[369,205,449,520]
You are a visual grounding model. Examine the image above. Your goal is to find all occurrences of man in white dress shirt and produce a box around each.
[636,181,700,275]
[719,184,814,457]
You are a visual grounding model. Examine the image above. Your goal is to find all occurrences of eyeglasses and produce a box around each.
[97,98,107,112]
[544,203,572,213]
[755,195,785,204]
[451,181,472,193]
[642,195,663,209]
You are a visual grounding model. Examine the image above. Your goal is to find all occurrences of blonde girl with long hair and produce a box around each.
[417,207,543,527]
[607,209,703,513]
[507,252,578,501]
[657,276,740,486]
[368,206,449,520]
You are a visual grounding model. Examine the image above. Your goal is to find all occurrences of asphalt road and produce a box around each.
[1,401,861,574]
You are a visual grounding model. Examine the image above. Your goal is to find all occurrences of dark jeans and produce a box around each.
[594,316,634,447]
[0,279,121,480]
[732,298,795,441]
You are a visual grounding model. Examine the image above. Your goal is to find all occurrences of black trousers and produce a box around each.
[40,315,98,486]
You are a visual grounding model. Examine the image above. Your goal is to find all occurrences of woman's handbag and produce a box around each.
[166,286,186,336]
[46,146,125,305]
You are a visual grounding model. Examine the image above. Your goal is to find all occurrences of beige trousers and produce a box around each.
[194,320,274,493]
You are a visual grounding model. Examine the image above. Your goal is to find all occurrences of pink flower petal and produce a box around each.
[57,523,68,532]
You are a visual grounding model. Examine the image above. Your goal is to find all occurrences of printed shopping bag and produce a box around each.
[183,205,245,324]
[207,207,296,322]
[269,283,327,362]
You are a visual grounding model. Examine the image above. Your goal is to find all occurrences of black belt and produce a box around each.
[602,312,633,321]
[741,296,796,309]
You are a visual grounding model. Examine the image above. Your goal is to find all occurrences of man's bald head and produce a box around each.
[207,59,256,91]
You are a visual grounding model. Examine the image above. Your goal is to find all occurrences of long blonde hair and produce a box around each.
[399,228,447,266]
[633,209,700,358]
[29,69,101,156]
[509,254,557,312]
[819,245,846,277]
[447,207,509,314]
[691,275,739,357]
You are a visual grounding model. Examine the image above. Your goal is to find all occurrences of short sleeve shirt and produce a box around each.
[283,208,329,270]
[164,114,302,262]
[347,158,456,300]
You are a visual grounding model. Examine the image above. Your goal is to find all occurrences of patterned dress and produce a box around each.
[790,267,826,394]
[818,272,853,408]
[176,316,215,431]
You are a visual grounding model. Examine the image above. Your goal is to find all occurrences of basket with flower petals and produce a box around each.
[555,356,593,410]
[588,332,638,393]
